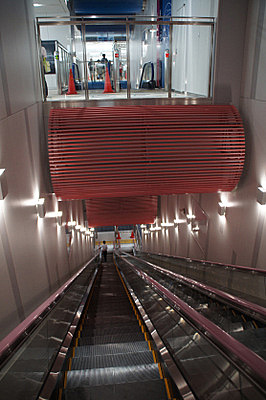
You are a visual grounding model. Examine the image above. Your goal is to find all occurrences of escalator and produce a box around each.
[58,255,179,399]
[114,252,266,399]
[123,253,266,360]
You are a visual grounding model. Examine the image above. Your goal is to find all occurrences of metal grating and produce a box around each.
[48,105,245,200]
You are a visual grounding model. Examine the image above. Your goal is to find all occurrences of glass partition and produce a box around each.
[37,16,216,102]
[0,259,98,399]
[115,254,266,399]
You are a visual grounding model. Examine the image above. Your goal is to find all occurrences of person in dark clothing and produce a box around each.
[102,240,108,262]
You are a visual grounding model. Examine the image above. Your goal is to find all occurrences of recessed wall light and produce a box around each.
[56,211,63,225]
[36,198,45,218]
[257,186,266,205]
[0,169,8,200]
[161,222,174,227]
[218,202,226,216]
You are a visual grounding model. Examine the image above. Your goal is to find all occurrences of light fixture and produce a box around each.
[218,202,227,216]
[56,211,63,226]
[144,230,150,234]
[257,186,266,205]
[36,197,45,218]
[174,218,186,225]
[192,226,200,232]
[90,227,95,232]
[140,224,146,229]
[0,169,8,200]
[80,227,86,233]
[75,225,81,231]
[33,3,44,7]
[85,230,90,236]
[68,221,76,228]
[161,222,174,227]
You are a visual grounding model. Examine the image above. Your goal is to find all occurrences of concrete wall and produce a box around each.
[0,0,94,340]
[143,0,266,270]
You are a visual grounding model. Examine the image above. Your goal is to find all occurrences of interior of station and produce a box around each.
[0,0,266,399]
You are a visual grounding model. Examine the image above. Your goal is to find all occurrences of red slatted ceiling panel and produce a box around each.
[48,105,245,200]
[85,196,157,227]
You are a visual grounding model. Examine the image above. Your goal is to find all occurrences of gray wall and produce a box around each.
[0,0,93,340]
[143,0,266,270]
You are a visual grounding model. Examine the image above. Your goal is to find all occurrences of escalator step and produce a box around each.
[84,315,138,327]
[81,323,140,337]
[74,341,150,357]
[79,332,145,345]
[66,363,161,388]
[71,350,154,370]
[64,379,168,400]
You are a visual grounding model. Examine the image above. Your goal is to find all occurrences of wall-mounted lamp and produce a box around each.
[150,226,161,231]
[161,222,174,228]
[218,202,227,216]
[140,224,146,229]
[68,221,76,228]
[192,226,200,232]
[174,218,186,226]
[36,198,45,218]
[257,186,266,205]
[0,169,8,200]
[186,214,196,225]
[56,211,63,226]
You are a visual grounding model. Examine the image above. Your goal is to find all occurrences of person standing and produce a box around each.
[102,240,108,262]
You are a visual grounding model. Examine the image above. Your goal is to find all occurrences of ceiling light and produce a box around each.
[257,186,266,205]
[0,169,8,200]
[33,3,44,7]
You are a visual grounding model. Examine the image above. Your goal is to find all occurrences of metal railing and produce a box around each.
[36,14,216,102]
[114,251,266,398]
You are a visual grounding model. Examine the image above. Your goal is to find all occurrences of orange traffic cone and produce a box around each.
[103,67,114,93]
[67,69,77,95]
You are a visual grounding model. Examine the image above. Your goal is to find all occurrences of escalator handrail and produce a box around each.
[118,253,266,388]
[0,253,99,363]
[126,253,266,320]
[140,250,266,274]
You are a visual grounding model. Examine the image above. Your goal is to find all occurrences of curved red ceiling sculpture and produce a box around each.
[48,105,245,200]
[85,196,157,227]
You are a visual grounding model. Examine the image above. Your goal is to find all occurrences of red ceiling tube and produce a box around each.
[48,105,245,200]
[85,196,157,227]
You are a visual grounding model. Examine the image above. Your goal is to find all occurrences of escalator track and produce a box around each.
[58,256,179,400]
